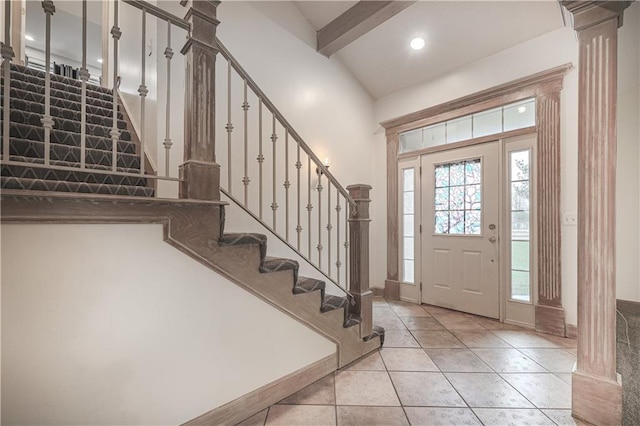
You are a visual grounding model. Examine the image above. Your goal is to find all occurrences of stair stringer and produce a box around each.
[0,191,381,370]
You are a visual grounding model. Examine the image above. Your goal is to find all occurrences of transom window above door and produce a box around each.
[399,98,536,154]
[434,159,482,235]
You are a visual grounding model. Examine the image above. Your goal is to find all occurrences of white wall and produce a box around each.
[373,27,581,324]
[616,2,640,303]
[1,224,335,425]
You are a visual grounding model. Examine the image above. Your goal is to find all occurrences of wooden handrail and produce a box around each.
[122,0,190,30]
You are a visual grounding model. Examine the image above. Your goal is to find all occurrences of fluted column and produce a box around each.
[179,0,221,201]
[348,184,373,338]
[535,91,565,336]
[563,2,632,425]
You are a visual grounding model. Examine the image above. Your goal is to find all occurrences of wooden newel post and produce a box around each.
[347,184,373,339]
[180,0,221,201]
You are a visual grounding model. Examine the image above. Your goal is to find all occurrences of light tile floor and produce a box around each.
[238,298,578,426]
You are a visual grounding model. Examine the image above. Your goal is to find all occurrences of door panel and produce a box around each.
[421,142,500,318]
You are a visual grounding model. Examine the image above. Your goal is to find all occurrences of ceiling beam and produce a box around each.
[317,1,416,57]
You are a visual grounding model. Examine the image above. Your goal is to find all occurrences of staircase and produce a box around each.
[1,64,154,197]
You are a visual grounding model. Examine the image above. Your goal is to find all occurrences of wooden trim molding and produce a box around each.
[317,1,415,57]
[562,2,632,425]
[380,64,572,134]
[382,66,571,329]
[183,353,337,426]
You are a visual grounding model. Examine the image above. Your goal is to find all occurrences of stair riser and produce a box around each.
[2,164,149,187]
[3,108,132,141]
[6,124,137,155]
[4,79,114,106]
[1,176,154,197]
[0,88,123,120]
[4,86,117,111]
[4,138,141,170]
[3,97,128,130]
[4,78,114,103]
[11,64,113,95]
[9,71,114,100]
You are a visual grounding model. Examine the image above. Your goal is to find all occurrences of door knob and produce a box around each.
[489,236,497,243]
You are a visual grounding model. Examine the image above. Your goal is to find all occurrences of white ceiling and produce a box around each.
[294,1,564,99]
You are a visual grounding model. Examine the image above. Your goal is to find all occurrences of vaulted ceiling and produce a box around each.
[294,1,565,99]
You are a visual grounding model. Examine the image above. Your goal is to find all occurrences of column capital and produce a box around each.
[562,1,632,31]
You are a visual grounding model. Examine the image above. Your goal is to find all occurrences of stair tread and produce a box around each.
[364,325,386,345]
[2,162,149,187]
[4,108,132,140]
[5,97,128,129]
[4,139,141,170]
[294,277,326,294]
[321,294,348,312]
[5,155,143,175]
[1,176,154,197]
[9,66,113,96]
[11,63,112,94]
[5,78,114,103]
[260,256,299,272]
[344,313,362,328]
[8,123,136,153]
[5,85,117,110]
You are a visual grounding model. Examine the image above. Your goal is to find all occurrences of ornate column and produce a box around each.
[180,0,221,201]
[384,133,400,299]
[348,184,373,338]
[563,2,632,425]
[535,90,565,336]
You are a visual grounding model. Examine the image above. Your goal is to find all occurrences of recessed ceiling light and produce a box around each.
[25,34,34,41]
[517,106,527,114]
[97,58,103,64]
[410,37,425,51]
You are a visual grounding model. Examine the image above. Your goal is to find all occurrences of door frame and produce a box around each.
[382,65,569,335]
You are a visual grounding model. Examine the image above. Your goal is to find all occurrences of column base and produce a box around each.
[572,369,622,426]
[384,279,400,300]
[179,160,220,201]
[353,290,373,338]
[535,303,566,336]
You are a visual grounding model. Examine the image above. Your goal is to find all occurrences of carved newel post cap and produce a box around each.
[346,184,372,199]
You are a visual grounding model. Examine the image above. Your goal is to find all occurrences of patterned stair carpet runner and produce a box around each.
[219,231,371,330]
[1,64,154,197]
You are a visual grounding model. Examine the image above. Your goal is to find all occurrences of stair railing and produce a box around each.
[216,39,373,337]
[0,0,189,196]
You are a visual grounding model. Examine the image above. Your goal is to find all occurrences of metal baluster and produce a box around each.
[79,0,89,168]
[296,143,302,250]
[284,129,290,241]
[257,99,263,219]
[41,1,56,166]
[242,80,250,206]
[345,204,349,286]
[163,21,173,177]
[271,114,278,230]
[225,61,233,192]
[317,170,323,268]
[2,0,14,162]
[307,156,312,258]
[110,0,121,172]
[138,9,147,174]
[327,184,332,277]
[336,194,342,285]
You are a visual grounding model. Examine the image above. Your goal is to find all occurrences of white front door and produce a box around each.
[421,142,500,318]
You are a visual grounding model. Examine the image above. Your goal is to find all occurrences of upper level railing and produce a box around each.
[1,0,188,196]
